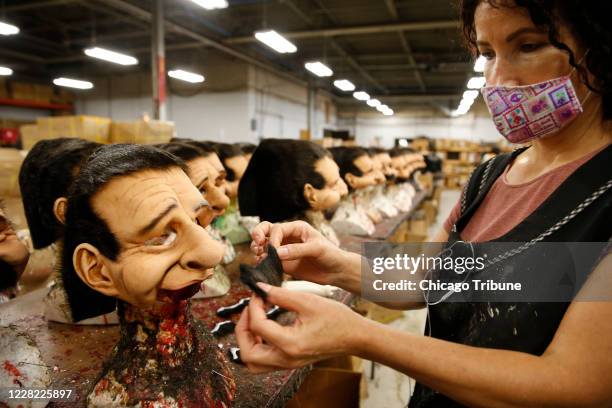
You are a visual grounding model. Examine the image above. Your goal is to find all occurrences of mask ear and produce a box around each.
[303,183,318,209]
[53,197,68,224]
[73,243,118,298]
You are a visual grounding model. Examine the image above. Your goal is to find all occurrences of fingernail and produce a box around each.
[256,282,271,292]
[276,247,288,258]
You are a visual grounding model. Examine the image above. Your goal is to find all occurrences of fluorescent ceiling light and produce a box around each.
[463,90,479,100]
[367,99,381,108]
[0,21,19,36]
[459,98,474,108]
[0,66,13,76]
[254,30,297,54]
[304,61,333,77]
[334,79,355,92]
[168,69,205,83]
[376,104,388,112]
[84,47,138,66]
[190,0,228,10]
[474,55,486,72]
[456,105,470,115]
[353,91,370,101]
[383,109,394,116]
[467,76,486,89]
[53,77,94,90]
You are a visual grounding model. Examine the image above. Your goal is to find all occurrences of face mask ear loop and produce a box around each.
[568,48,592,105]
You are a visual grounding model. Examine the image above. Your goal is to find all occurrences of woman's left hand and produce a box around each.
[235,282,366,373]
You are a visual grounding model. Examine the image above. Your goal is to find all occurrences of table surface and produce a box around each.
[0,190,427,407]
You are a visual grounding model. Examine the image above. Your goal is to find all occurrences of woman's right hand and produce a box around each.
[250,221,360,289]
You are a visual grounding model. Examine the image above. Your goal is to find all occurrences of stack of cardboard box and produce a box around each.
[110,119,174,144]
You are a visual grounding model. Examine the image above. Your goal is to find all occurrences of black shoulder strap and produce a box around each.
[455,147,528,233]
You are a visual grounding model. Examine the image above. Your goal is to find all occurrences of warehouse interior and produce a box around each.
[0,0,500,144]
[3,1,607,408]
[0,1,505,406]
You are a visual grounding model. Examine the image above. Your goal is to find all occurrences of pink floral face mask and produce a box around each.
[481,74,585,144]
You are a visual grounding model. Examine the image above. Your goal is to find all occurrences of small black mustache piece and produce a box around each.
[239,245,284,298]
[216,298,250,318]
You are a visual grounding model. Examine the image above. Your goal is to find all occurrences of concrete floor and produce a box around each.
[361,189,461,408]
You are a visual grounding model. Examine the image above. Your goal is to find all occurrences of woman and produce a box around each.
[235,1,612,407]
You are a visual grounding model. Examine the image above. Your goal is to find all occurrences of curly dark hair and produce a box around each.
[460,0,612,120]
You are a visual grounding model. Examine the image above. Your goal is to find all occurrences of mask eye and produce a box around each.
[144,229,177,247]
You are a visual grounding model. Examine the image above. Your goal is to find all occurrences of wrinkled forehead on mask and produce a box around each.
[60,144,189,321]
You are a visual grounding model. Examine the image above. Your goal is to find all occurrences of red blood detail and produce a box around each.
[94,378,110,395]
[3,361,21,377]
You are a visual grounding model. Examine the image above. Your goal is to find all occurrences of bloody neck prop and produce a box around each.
[88,298,236,407]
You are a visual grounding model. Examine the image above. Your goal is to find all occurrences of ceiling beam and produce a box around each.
[0,48,46,63]
[382,0,426,92]
[1,0,78,13]
[85,0,307,87]
[335,94,460,105]
[278,0,385,93]
[226,20,459,43]
[384,0,399,20]
[310,0,385,92]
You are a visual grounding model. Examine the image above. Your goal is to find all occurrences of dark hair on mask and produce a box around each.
[329,146,369,181]
[238,139,331,223]
[61,144,187,322]
[212,143,244,181]
[184,140,218,156]
[156,142,212,162]
[0,258,18,292]
[460,0,612,120]
[389,147,414,157]
[368,147,388,156]
[19,138,101,249]
[235,142,257,155]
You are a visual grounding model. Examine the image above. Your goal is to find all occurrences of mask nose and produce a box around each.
[182,223,224,271]
[208,184,230,215]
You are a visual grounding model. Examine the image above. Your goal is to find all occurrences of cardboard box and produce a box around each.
[411,138,430,151]
[20,124,42,151]
[0,148,25,197]
[51,88,74,104]
[34,84,54,103]
[10,82,36,100]
[0,78,7,99]
[110,120,174,144]
[286,368,361,408]
[36,116,110,143]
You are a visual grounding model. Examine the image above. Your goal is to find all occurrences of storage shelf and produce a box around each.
[0,98,73,111]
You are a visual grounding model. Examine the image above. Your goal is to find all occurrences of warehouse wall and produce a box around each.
[249,67,337,140]
[73,56,337,144]
[337,102,499,147]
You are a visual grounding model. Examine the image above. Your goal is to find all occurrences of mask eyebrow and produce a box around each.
[193,200,210,214]
[196,175,209,189]
[139,202,178,235]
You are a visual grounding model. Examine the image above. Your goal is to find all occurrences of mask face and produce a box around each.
[481,74,584,144]
[304,156,348,212]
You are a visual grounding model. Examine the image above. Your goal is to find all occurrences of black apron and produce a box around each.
[409,145,612,408]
